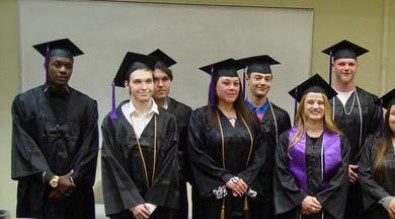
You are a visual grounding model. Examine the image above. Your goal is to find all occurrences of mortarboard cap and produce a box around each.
[237,55,280,74]
[113,52,158,87]
[149,49,176,68]
[376,88,395,136]
[377,88,395,110]
[322,40,368,85]
[109,52,158,120]
[288,74,337,102]
[33,38,84,58]
[322,40,368,60]
[199,58,245,78]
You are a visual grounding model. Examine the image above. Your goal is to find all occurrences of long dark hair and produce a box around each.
[206,76,257,131]
[372,109,393,190]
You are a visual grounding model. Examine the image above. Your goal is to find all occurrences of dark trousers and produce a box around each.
[344,183,366,219]
[175,180,188,219]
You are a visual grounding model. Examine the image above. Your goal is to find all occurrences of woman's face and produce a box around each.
[389,105,395,134]
[303,92,325,122]
[216,76,240,105]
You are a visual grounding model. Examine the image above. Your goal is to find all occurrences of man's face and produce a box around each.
[153,69,171,101]
[332,58,358,85]
[125,69,154,103]
[246,72,273,99]
[46,56,73,87]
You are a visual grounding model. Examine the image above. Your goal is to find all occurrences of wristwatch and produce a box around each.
[49,175,60,188]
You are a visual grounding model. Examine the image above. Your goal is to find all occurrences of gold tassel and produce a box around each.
[221,199,225,219]
[243,196,249,211]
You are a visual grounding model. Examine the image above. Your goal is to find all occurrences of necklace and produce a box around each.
[342,92,357,115]
[332,89,363,147]
[227,116,237,127]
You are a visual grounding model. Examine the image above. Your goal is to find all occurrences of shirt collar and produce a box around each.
[128,98,159,116]
[44,85,70,97]
[245,98,270,112]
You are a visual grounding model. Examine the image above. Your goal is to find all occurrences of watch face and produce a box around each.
[50,176,59,188]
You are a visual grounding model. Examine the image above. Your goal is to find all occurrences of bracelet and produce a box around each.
[69,176,75,186]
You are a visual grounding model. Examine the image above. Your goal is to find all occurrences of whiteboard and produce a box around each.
[18,0,313,125]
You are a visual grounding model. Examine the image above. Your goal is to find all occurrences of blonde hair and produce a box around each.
[288,92,342,150]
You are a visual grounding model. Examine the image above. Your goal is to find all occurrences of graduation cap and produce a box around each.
[199,58,245,78]
[288,74,337,117]
[110,52,158,119]
[289,74,337,102]
[199,58,245,105]
[33,38,84,58]
[113,52,158,87]
[237,55,280,74]
[33,38,83,85]
[149,49,177,69]
[376,88,395,136]
[378,88,395,110]
[322,40,369,85]
[322,40,368,60]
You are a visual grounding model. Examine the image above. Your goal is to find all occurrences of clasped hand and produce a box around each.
[48,170,76,200]
[225,178,248,197]
[301,196,322,215]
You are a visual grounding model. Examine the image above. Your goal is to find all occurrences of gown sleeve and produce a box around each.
[145,114,179,209]
[101,117,145,216]
[177,107,193,183]
[238,124,267,187]
[187,109,234,196]
[273,132,307,215]
[11,94,51,180]
[69,100,99,186]
[359,135,391,210]
[315,136,350,219]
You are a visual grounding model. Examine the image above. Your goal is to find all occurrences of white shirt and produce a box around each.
[121,98,159,138]
[334,88,355,107]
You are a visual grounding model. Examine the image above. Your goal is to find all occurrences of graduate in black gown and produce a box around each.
[359,88,395,219]
[101,52,179,219]
[187,58,267,219]
[237,54,291,219]
[149,49,193,219]
[274,74,350,219]
[322,40,381,219]
[11,38,99,219]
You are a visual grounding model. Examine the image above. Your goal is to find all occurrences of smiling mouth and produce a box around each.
[56,77,68,81]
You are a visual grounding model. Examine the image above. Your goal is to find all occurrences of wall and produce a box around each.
[1,0,395,216]
[0,0,19,216]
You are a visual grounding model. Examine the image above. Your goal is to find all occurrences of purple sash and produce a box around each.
[288,127,342,193]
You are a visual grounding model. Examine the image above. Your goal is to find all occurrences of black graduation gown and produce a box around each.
[251,102,291,219]
[101,101,179,219]
[166,97,192,219]
[330,87,381,219]
[331,87,380,163]
[259,102,292,144]
[359,135,395,219]
[274,131,350,219]
[11,85,99,219]
[187,106,266,219]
